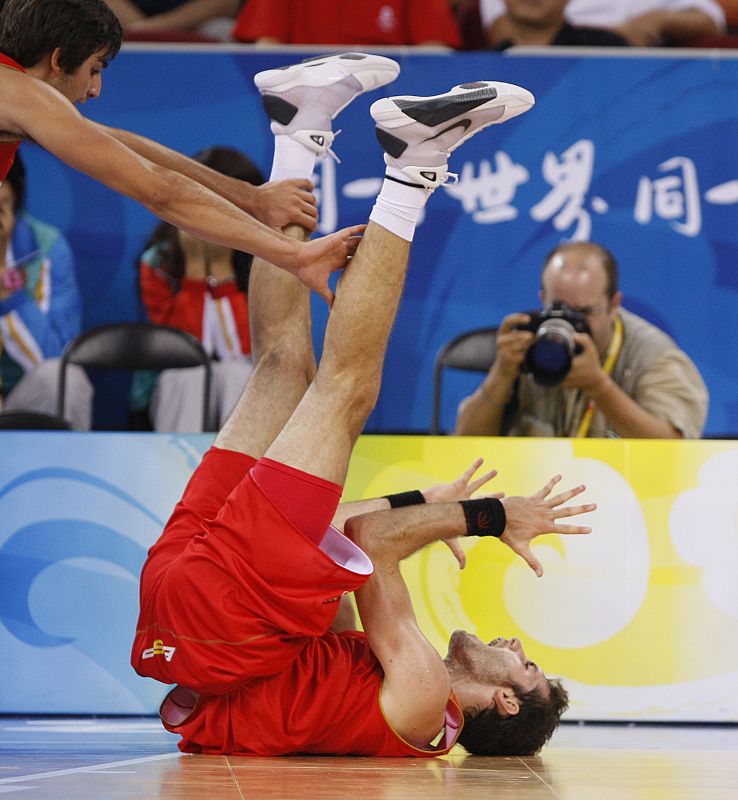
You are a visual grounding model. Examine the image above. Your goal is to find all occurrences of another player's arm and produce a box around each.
[97,123,318,231]
[8,75,359,303]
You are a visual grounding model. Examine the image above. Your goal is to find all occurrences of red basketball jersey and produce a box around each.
[0,53,25,180]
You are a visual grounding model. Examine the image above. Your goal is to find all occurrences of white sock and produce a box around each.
[270,134,317,182]
[368,167,432,242]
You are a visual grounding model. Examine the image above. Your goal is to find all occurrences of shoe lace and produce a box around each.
[325,129,342,164]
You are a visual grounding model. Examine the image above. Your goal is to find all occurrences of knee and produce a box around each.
[255,340,316,385]
[314,368,380,433]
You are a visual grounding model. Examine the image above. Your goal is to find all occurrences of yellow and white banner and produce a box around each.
[345,436,738,722]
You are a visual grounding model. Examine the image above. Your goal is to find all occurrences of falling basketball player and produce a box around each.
[132,54,596,757]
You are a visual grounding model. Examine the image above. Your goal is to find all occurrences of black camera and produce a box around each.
[514,302,591,387]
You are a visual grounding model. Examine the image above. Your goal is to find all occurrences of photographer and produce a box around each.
[454,242,708,439]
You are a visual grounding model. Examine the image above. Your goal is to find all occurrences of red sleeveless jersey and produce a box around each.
[0,52,25,181]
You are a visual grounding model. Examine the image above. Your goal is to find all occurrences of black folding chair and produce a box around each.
[430,326,498,435]
[0,410,74,430]
[57,322,213,432]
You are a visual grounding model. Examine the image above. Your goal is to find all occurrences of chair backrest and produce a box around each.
[57,322,212,431]
[431,326,498,435]
[0,410,74,430]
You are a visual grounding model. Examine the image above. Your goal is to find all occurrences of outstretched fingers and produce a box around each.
[516,543,543,577]
[552,522,593,535]
[545,483,588,508]
[469,468,498,494]
[531,474,561,501]
[460,457,485,483]
[553,501,597,519]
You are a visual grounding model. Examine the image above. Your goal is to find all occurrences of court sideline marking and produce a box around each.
[0,752,186,784]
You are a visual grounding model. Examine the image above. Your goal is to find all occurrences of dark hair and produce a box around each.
[140,146,265,294]
[542,241,619,300]
[458,678,569,756]
[5,153,26,212]
[0,0,122,72]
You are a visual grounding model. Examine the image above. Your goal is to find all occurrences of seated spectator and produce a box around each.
[103,0,242,41]
[470,0,725,47]
[132,146,260,433]
[233,0,461,47]
[0,155,92,429]
[460,0,628,49]
[454,242,708,439]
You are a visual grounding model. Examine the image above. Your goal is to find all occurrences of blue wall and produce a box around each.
[18,48,738,435]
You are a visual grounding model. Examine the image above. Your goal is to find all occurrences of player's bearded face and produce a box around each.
[446,630,547,694]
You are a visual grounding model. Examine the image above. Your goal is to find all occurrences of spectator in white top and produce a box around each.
[476,0,725,46]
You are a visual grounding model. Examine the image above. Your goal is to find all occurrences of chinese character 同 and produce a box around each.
[634,156,701,237]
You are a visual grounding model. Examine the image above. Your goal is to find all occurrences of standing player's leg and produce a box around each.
[265,80,536,487]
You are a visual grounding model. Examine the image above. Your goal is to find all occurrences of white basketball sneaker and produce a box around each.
[254,52,400,157]
[370,81,535,189]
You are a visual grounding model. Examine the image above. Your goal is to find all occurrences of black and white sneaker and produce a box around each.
[370,81,535,189]
[254,52,400,157]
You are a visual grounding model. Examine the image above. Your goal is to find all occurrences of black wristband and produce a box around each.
[460,497,506,538]
[384,490,426,508]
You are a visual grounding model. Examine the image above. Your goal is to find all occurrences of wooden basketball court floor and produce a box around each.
[0,717,736,799]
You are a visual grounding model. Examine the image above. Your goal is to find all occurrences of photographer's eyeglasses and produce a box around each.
[569,303,610,318]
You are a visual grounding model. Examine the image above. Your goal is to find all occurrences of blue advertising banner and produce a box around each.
[1,432,737,719]
[17,47,738,435]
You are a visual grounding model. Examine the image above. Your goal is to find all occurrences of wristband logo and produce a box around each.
[477,511,490,530]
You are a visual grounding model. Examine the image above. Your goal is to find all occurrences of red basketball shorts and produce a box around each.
[131,446,372,695]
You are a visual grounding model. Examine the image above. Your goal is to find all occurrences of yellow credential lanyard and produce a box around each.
[575,314,624,438]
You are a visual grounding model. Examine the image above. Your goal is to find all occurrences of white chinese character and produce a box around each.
[531,140,606,241]
[634,156,701,237]
[442,152,529,224]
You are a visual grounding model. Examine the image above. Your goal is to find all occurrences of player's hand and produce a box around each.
[249,179,319,232]
[427,458,502,570]
[423,457,498,504]
[296,225,366,306]
[500,475,596,577]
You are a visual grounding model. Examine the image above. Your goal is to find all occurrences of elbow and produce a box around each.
[345,514,383,561]
[453,396,475,435]
[344,515,370,553]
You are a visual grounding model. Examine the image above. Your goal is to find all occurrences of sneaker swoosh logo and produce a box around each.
[427,119,472,142]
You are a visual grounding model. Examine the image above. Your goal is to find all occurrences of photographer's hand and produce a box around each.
[495,313,535,380]
[562,333,607,393]
[455,314,534,435]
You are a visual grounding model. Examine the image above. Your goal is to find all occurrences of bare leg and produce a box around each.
[214,224,316,458]
[264,221,409,485]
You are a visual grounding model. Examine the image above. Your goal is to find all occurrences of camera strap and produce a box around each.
[575,314,624,438]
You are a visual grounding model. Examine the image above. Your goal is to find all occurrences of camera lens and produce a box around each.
[525,318,577,386]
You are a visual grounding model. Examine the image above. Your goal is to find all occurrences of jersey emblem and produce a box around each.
[142,639,176,662]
